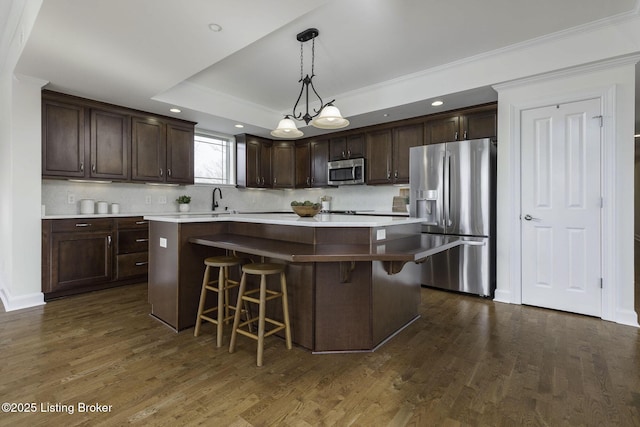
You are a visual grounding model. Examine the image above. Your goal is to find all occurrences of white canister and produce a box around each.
[111,203,120,214]
[96,201,109,214]
[80,199,95,214]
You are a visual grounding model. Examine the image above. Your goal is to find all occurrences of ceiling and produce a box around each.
[14,0,640,138]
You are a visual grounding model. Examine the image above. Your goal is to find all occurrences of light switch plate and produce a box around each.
[376,228,386,241]
[159,237,167,248]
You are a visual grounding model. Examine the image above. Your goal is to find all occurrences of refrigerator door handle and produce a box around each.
[443,151,451,227]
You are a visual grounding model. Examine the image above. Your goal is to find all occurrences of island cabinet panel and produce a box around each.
[315,261,373,351]
[148,222,229,330]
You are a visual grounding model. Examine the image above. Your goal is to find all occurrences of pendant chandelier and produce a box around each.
[271,28,349,139]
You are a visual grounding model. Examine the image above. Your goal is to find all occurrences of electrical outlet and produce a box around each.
[158,196,167,204]
[67,192,75,204]
[145,195,152,205]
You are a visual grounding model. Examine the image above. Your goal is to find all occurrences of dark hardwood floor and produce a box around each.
[0,283,638,426]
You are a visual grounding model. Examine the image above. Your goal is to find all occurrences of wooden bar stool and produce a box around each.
[229,262,292,367]
[194,255,244,347]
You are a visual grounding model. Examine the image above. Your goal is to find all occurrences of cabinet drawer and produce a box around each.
[117,217,148,230]
[118,229,149,254]
[51,218,113,233]
[117,252,148,279]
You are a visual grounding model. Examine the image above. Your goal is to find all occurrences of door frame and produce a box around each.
[503,83,616,321]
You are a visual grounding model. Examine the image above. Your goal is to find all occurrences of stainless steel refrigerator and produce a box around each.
[409,138,496,297]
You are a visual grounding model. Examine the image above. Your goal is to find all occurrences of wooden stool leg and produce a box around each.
[257,274,267,367]
[215,265,225,348]
[194,265,210,337]
[280,271,292,350]
[229,272,247,354]
[224,266,231,323]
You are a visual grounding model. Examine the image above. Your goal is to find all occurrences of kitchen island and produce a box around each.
[145,212,464,352]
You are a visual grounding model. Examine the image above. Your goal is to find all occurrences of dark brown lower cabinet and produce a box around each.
[42,217,148,300]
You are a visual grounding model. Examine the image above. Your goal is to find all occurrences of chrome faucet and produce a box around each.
[212,187,222,211]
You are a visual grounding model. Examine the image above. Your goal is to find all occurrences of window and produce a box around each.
[194,131,235,185]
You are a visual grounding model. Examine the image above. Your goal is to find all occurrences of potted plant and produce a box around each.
[176,195,191,212]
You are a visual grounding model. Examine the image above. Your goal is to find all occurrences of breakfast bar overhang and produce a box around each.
[145,213,470,352]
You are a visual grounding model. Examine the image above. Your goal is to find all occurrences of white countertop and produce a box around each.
[142,212,423,227]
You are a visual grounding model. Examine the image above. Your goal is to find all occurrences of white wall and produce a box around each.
[494,59,638,326]
[0,0,44,311]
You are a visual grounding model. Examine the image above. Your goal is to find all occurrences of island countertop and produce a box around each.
[144,212,425,227]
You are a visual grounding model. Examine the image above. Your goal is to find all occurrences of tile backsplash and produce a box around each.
[42,180,408,216]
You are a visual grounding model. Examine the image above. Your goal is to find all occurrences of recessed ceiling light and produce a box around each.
[383,113,389,117]
[170,108,181,113]
[431,100,444,107]
[235,124,244,128]
[208,23,222,32]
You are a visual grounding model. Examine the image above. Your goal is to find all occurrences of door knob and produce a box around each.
[523,214,540,221]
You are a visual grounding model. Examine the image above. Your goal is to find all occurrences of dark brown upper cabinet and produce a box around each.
[165,122,195,184]
[42,90,194,184]
[42,96,86,178]
[42,93,130,180]
[329,133,365,161]
[236,134,273,188]
[272,141,295,189]
[366,122,423,185]
[296,138,330,188]
[131,116,165,183]
[425,106,497,145]
[130,117,195,184]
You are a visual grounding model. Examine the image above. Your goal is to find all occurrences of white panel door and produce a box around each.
[521,99,602,316]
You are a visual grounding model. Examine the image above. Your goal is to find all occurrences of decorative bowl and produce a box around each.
[292,205,321,217]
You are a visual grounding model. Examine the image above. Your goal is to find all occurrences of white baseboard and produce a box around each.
[0,287,45,312]
[493,289,512,304]
[614,309,640,328]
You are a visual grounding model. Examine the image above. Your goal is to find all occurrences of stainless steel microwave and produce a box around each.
[327,158,365,185]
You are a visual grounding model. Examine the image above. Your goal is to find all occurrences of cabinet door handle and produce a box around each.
[80,162,84,173]
[347,149,351,158]
[342,151,346,158]
[306,177,310,186]
[454,131,458,141]
[107,235,111,246]
[135,221,148,225]
[167,168,172,177]
[91,164,96,173]
[394,170,398,178]
[75,223,91,227]
[135,261,149,266]
[311,177,314,184]
[463,130,467,140]
[135,238,149,243]
[387,171,391,180]
[159,168,164,177]
[273,177,277,185]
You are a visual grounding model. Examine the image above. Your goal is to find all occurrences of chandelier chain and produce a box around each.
[299,42,303,81]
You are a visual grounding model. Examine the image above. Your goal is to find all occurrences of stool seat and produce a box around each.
[241,263,284,275]
[194,255,245,348]
[230,262,292,367]
[205,256,244,267]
